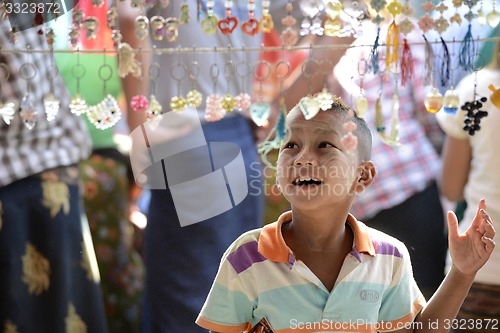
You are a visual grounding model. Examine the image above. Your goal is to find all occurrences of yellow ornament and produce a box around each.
[355,95,368,118]
[325,1,343,18]
[259,14,274,33]
[221,93,237,112]
[387,0,403,17]
[170,96,187,112]
[489,85,500,109]
[424,87,443,113]
[186,89,203,107]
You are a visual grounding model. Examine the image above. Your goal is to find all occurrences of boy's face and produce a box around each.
[276,109,363,209]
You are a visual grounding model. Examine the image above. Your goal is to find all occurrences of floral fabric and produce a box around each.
[80,152,144,333]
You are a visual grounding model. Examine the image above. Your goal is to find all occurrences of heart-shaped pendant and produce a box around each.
[249,102,271,127]
[242,18,259,36]
[0,101,16,125]
[201,15,219,35]
[298,96,320,120]
[218,16,238,35]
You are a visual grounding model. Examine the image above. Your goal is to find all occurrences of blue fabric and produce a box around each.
[142,114,264,332]
[0,176,108,333]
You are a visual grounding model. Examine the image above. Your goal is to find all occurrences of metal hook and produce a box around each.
[301,57,320,79]
[170,61,188,81]
[275,60,291,80]
[253,59,272,82]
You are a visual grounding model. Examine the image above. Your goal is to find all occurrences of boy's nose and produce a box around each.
[294,150,318,166]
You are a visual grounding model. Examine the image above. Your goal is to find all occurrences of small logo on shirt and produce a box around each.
[359,289,380,302]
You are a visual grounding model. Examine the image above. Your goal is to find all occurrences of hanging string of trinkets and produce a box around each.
[399,0,415,86]
[368,0,402,147]
[462,58,488,136]
[257,60,292,168]
[1,0,500,146]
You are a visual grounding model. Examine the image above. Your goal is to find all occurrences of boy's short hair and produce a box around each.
[289,95,373,163]
[331,97,372,162]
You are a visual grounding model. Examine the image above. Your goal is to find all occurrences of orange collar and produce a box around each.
[258,211,376,264]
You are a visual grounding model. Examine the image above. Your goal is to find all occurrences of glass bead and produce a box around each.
[424,88,443,113]
[487,10,500,28]
[477,9,486,26]
[20,94,37,130]
[442,89,460,114]
[355,95,368,118]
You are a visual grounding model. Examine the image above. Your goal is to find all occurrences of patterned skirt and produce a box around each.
[80,149,144,333]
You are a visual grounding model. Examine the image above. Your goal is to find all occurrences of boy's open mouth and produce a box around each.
[292,177,323,186]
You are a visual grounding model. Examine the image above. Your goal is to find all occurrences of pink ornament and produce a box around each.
[131,95,149,112]
[342,120,357,132]
[281,15,297,27]
[280,28,298,47]
[341,132,358,152]
[235,93,252,111]
[205,94,226,122]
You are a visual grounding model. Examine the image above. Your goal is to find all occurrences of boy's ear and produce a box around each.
[356,161,376,192]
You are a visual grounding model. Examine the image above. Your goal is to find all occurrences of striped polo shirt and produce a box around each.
[196,211,426,333]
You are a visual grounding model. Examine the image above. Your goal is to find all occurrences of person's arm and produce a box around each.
[439,136,471,202]
[281,34,355,111]
[393,200,495,333]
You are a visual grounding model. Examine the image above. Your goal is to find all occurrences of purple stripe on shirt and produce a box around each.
[375,241,403,258]
[227,241,267,274]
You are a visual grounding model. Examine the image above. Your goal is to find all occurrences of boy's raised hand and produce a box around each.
[447,199,496,278]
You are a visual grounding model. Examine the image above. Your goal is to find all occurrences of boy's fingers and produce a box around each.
[471,199,487,229]
[482,235,496,255]
[479,198,487,211]
[447,211,459,238]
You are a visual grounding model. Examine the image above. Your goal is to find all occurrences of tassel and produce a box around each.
[257,98,288,169]
[459,24,476,72]
[389,93,400,143]
[423,35,434,86]
[369,27,381,74]
[375,94,385,133]
[400,38,414,87]
[385,21,400,72]
[439,37,450,87]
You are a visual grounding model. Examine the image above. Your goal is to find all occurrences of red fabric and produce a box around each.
[76,0,114,50]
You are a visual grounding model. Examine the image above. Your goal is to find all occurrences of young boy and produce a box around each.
[196,97,496,333]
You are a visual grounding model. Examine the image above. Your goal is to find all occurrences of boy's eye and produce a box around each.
[319,142,335,149]
[284,142,298,149]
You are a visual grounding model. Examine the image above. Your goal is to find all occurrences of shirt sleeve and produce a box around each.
[196,245,255,333]
[377,242,426,332]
